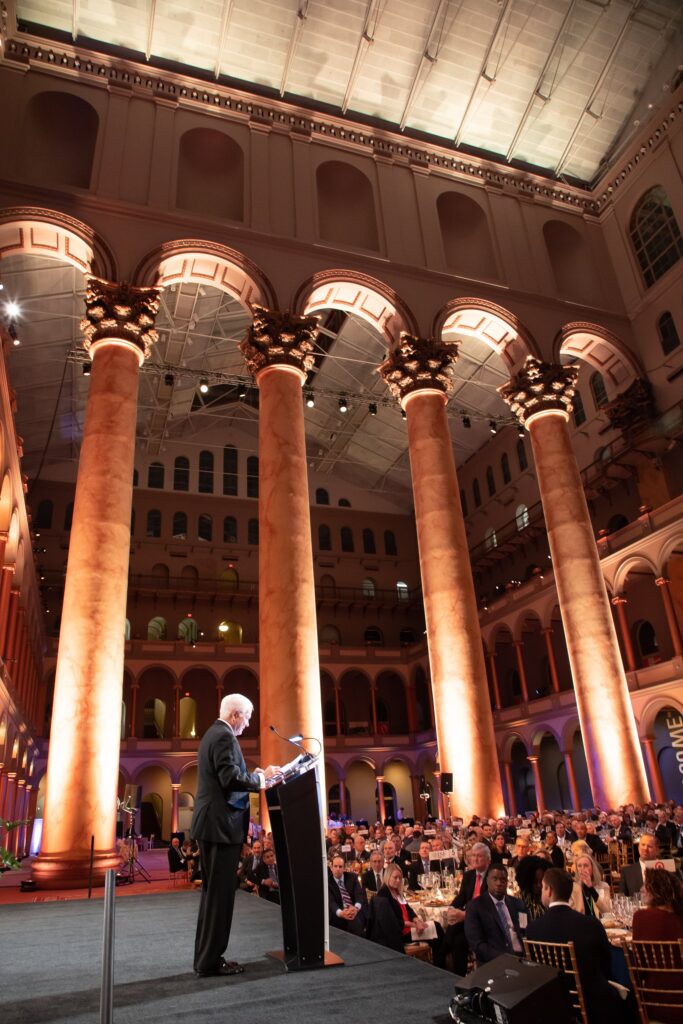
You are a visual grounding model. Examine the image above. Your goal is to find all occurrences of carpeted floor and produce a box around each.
[0,889,456,1024]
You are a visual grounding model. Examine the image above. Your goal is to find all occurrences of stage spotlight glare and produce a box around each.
[401,409,407,419]
[83,362,91,376]
[518,425,525,437]
[5,301,20,318]
[339,396,348,413]
[489,420,497,434]
[238,385,247,400]
[199,379,209,394]
[305,393,315,408]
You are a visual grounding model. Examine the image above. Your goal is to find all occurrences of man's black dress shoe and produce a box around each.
[196,958,245,977]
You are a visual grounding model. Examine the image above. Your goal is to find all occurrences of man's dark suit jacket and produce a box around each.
[408,859,434,890]
[452,868,488,909]
[656,822,677,849]
[191,720,262,845]
[167,846,187,873]
[464,892,526,964]
[546,845,566,869]
[253,860,281,902]
[584,833,608,856]
[526,904,622,1024]
[385,854,409,877]
[362,867,384,892]
[620,860,683,896]
[328,870,367,930]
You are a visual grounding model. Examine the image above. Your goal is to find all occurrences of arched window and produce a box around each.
[362,528,376,554]
[338,498,351,507]
[172,511,187,538]
[486,465,496,497]
[658,312,680,355]
[64,502,74,530]
[607,514,629,533]
[246,456,259,498]
[384,530,398,556]
[316,160,379,251]
[35,499,53,529]
[198,450,214,494]
[146,509,162,538]
[320,624,341,645]
[223,516,237,543]
[198,514,212,541]
[223,445,238,495]
[364,626,383,646]
[516,504,530,531]
[572,388,586,427]
[590,372,608,409]
[396,581,409,601]
[473,479,482,508]
[399,628,416,645]
[362,578,376,599]
[148,462,164,489]
[320,574,335,596]
[174,456,190,491]
[630,186,683,288]
[177,617,198,643]
[460,488,468,517]
[316,488,329,505]
[516,439,528,472]
[248,518,259,545]
[501,453,511,485]
[176,127,244,221]
[437,191,497,280]
[318,524,332,551]
[636,620,659,656]
[147,616,167,641]
[341,526,354,553]
[484,527,497,551]
[23,91,99,189]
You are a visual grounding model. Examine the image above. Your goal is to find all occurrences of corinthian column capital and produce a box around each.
[80,277,160,362]
[240,305,319,377]
[377,333,458,405]
[499,355,578,426]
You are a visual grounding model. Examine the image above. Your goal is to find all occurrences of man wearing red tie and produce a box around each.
[443,842,491,975]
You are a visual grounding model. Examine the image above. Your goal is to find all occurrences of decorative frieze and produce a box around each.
[377,334,458,403]
[80,277,160,358]
[240,306,319,376]
[499,355,578,425]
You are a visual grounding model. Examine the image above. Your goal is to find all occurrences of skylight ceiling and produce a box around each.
[14,0,683,183]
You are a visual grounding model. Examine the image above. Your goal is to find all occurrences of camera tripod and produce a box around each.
[118,798,151,884]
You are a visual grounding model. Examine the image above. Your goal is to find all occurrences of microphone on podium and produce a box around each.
[269,724,307,758]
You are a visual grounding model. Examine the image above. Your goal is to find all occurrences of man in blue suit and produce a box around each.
[192,693,280,977]
[464,864,526,965]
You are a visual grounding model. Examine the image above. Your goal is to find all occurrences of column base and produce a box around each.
[31,849,121,890]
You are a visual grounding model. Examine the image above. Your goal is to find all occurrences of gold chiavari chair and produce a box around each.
[622,938,683,1024]
[523,938,589,1024]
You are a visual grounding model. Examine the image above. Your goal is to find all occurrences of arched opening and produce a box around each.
[341,526,354,553]
[23,91,99,189]
[34,500,53,528]
[220,568,239,592]
[543,219,601,305]
[223,667,260,731]
[516,504,530,531]
[180,667,218,734]
[375,672,409,735]
[339,671,372,735]
[362,528,376,554]
[320,624,341,646]
[318,524,332,551]
[179,696,197,739]
[364,626,383,646]
[316,488,329,505]
[172,511,187,539]
[174,456,190,491]
[630,186,683,288]
[148,462,164,489]
[345,759,377,822]
[362,578,376,599]
[223,516,237,543]
[147,616,168,640]
[316,160,379,252]
[437,191,497,281]
[177,617,198,643]
[143,698,167,739]
[176,127,244,221]
[198,450,214,493]
[223,445,238,495]
[218,620,243,644]
[146,509,162,538]
[413,665,433,731]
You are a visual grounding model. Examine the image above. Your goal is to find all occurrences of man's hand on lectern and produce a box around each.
[261,765,282,781]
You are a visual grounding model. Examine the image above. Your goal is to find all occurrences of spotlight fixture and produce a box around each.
[462,415,471,429]
[401,408,407,419]
[5,301,20,318]
[368,402,377,416]
[339,396,348,413]
[489,420,498,435]
[164,373,174,386]
[199,378,209,394]
[518,425,525,437]
[8,322,19,346]
[305,392,315,408]
[82,362,91,376]
[238,384,247,400]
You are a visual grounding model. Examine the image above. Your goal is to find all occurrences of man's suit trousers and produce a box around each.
[193,840,242,973]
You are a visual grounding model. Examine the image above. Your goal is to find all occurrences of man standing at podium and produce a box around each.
[192,693,281,977]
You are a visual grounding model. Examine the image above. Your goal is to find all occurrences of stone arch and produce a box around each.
[178,665,219,737]
[374,670,409,735]
[560,718,582,753]
[530,724,562,755]
[639,696,683,738]
[542,219,602,306]
[294,269,418,345]
[556,323,641,392]
[436,297,538,372]
[658,534,683,577]
[316,160,380,252]
[23,91,99,190]
[176,127,244,222]
[130,759,174,782]
[437,190,498,281]
[612,553,660,596]
[338,669,373,735]
[511,609,543,643]
[134,239,276,311]
[500,732,530,761]
[0,474,13,536]
[0,206,115,279]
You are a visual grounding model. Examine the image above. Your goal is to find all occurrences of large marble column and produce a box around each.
[240,308,325,805]
[528,756,546,814]
[611,596,637,672]
[33,278,159,889]
[501,357,649,807]
[378,335,504,819]
[563,749,582,811]
[642,737,666,803]
[376,775,387,823]
[655,578,683,659]
[541,628,561,693]
[502,762,517,816]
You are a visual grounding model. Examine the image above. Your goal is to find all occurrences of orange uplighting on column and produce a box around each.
[32,278,160,890]
[379,335,504,821]
[240,308,325,810]
[501,357,649,808]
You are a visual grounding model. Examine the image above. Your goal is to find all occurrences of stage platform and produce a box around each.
[1,888,456,1024]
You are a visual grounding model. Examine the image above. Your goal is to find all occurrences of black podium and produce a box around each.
[266,761,342,971]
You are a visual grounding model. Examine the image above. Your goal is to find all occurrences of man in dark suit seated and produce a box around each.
[443,842,491,975]
[253,848,281,904]
[382,840,409,877]
[408,840,435,890]
[527,868,633,1024]
[238,839,262,891]
[464,864,526,966]
[620,833,683,895]
[349,834,371,864]
[362,851,385,893]
[573,820,607,856]
[328,853,367,936]
[167,837,188,876]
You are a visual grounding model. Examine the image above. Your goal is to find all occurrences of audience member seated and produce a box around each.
[620,834,660,896]
[515,855,549,921]
[464,864,526,966]
[370,865,427,953]
[382,840,408,877]
[655,809,678,851]
[490,833,511,865]
[573,820,607,857]
[510,836,531,866]
[572,852,611,917]
[526,868,633,1024]
[350,834,371,864]
[544,830,565,868]
[408,841,435,890]
[443,842,491,976]
[238,839,262,891]
[167,837,188,877]
[362,851,385,893]
[253,848,280,904]
[631,867,683,1024]
[328,854,367,936]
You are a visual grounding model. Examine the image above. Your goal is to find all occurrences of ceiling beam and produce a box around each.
[341,0,385,114]
[280,1,310,98]
[145,0,157,61]
[72,0,79,41]
[399,0,452,131]
[453,0,514,147]
[214,0,234,80]
[554,0,641,177]
[505,0,579,163]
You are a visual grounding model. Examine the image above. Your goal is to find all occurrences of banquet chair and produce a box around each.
[622,938,683,1024]
[523,938,589,1024]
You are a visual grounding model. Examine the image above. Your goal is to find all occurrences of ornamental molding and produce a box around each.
[603,377,656,434]
[240,305,319,376]
[377,334,459,403]
[80,277,160,359]
[498,355,578,424]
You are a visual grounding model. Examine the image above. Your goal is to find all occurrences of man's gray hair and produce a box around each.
[220,693,254,719]
[470,842,492,862]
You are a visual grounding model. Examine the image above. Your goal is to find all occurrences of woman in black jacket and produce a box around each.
[369,865,425,951]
